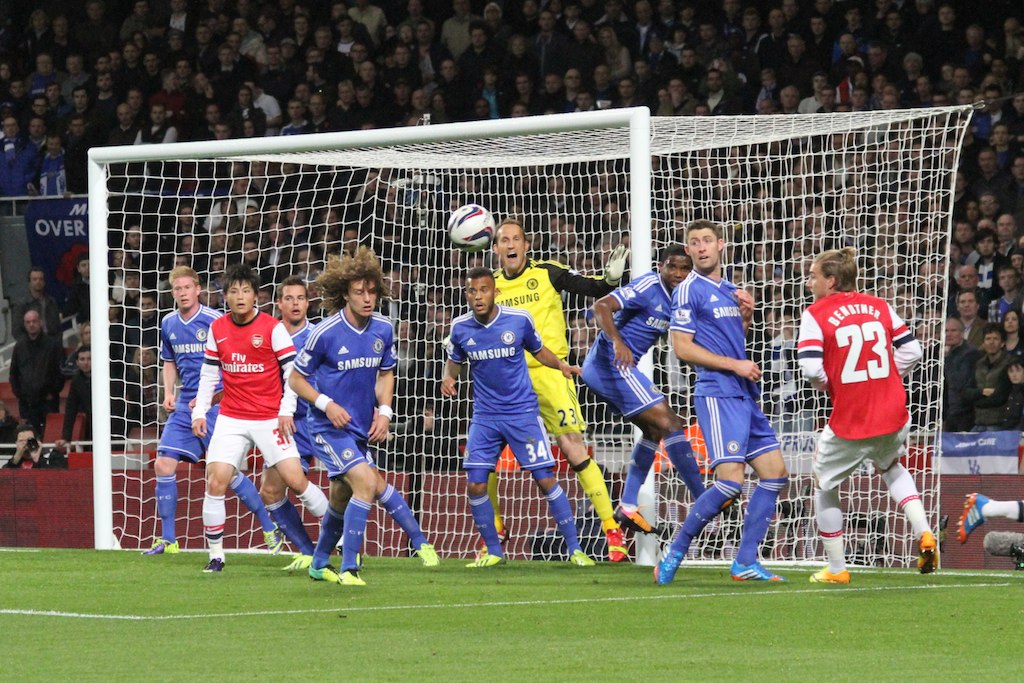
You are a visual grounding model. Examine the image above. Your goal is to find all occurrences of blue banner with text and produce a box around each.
[22,198,89,306]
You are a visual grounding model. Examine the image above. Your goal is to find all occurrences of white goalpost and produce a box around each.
[88,105,972,568]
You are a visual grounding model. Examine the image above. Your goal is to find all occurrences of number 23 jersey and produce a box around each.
[797,291,912,439]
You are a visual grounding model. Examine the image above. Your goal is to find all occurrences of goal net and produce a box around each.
[89,106,971,568]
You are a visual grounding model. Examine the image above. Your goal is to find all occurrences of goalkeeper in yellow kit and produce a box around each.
[489,217,631,561]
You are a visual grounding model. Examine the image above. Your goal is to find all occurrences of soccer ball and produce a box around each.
[448,204,496,252]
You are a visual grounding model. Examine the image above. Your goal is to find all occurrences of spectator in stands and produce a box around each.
[76,0,119,65]
[0,402,18,456]
[12,267,61,341]
[965,323,1014,432]
[944,317,981,432]
[107,103,140,146]
[280,98,311,135]
[36,133,67,196]
[9,309,64,436]
[134,102,178,144]
[122,290,160,356]
[62,114,93,193]
[0,116,39,197]
[56,345,91,450]
[3,424,48,470]
[966,227,1009,299]
[441,0,479,60]
[1003,309,1023,358]
[226,84,267,137]
[956,289,986,350]
[61,321,91,379]
[63,253,90,326]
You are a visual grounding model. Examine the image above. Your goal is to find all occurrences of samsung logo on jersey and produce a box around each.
[173,343,206,354]
[336,356,383,371]
[500,293,541,307]
[467,347,518,361]
[644,316,669,331]
[713,306,741,319]
[223,362,266,373]
[827,304,881,327]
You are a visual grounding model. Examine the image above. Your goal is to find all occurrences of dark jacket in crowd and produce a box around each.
[964,349,1013,428]
[63,370,92,443]
[944,341,981,431]
[10,333,65,404]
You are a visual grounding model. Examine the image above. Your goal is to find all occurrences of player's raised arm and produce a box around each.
[543,256,621,298]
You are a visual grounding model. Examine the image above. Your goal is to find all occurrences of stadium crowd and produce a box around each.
[3,0,1024,458]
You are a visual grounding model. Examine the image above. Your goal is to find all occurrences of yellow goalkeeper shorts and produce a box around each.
[529,363,586,436]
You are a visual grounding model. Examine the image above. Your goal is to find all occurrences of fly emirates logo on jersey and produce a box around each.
[222,352,266,373]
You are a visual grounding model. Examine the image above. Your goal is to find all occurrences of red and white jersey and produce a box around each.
[797,291,914,439]
[203,311,296,420]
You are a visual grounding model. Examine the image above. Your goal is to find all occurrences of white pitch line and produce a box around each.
[0,548,42,553]
[0,582,1011,621]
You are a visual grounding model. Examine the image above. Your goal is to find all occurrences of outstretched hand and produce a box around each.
[603,244,629,286]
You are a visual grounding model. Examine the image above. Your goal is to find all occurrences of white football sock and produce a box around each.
[815,487,846,573]
[882,464,930,536]
[981,499,1024,521]
[298,481,329,518]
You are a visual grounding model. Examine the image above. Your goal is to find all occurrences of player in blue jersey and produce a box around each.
[257,276,327,572]
[289,248,438,587]
[655,220,790,584]
[441,267,596,568]
[583,245,705,536]
[143,266,284,556]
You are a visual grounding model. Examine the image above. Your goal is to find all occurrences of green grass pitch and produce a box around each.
[1,549,1021,682]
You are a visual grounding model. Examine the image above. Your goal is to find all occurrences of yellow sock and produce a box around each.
[575,458,618,532]
[487,471,504,535]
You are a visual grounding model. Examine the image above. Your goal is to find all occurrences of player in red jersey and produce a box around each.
[192,264,327,573]
[797,247,936,582]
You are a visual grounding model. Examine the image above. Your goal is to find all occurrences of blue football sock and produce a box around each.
[469,494,504,556]
[664,431,706,500]
[341,498,372,572]
[155,474,178,542]
[670,479,742,556]
[542,483,582,554]
[229,472,276,533]
[736,477,787,566]
[266,497,315,556]
[622,439,658,508]
[377,483,427,548]
[312,505,345,569]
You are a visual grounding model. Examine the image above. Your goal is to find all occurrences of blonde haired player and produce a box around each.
[491,216,630,561]
[797,247,936,582]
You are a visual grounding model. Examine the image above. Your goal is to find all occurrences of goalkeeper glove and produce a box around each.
[603,244,629,286]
